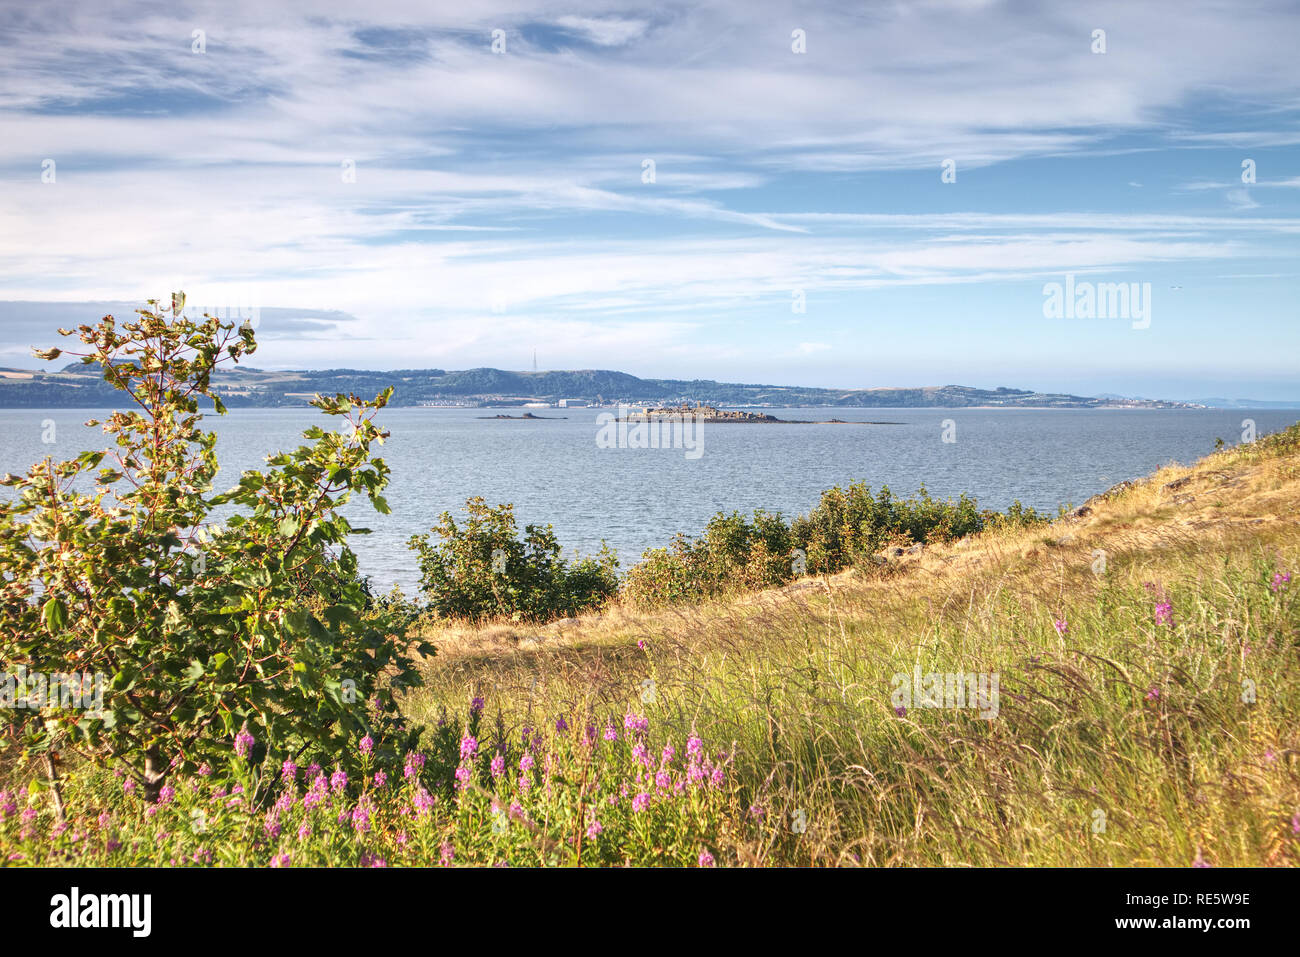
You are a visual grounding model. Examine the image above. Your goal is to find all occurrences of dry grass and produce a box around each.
[403,429,1300,865]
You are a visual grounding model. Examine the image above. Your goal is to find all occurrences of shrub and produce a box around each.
[0,297,429,805]
[408,497,618,622]
[624,483,1048,607]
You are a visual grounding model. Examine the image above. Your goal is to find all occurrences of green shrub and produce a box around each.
[408,497,618,622]
[0,297,428,803]
[624,483,1048,608]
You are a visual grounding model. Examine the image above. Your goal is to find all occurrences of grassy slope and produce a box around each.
[405,425,1300,866]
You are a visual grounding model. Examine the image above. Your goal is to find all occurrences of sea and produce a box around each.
[2,406,1296,595]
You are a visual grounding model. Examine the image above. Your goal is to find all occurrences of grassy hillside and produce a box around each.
[404,423,1300,865]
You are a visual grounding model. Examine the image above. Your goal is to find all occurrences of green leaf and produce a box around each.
[41,596,68,633]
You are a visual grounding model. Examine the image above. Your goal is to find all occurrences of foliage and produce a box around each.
[623,482,1048,608]
[408,497,619,623]
[0,296,429,802]
[1,699,738,867]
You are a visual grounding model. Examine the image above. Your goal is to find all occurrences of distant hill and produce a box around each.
[0,364,1197,409]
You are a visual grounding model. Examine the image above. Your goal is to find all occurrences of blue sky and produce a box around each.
[1,0,1298,399]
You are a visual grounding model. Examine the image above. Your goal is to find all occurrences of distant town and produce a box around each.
[0,362,1206,410]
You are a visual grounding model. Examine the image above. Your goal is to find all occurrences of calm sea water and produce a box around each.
[3,407,1296,594]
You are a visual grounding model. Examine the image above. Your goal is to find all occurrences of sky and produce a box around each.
[1,0,1298,400]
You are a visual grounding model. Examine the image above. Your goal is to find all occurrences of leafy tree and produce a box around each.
[0,296,429,803]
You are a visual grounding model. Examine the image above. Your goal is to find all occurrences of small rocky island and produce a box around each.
[477,412,566,420]
[616,404,901,424]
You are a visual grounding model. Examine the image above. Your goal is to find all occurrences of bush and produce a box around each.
[623,483,1048,607]
[408,497,618,623]
[0,297,429,804]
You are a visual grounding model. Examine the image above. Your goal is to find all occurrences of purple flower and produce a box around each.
[460,734,478,760]
[687,736,704,759]
[586,818,603,840]
[632,792,650,812]
[412,788,434,816]
[439,842,454,867]
[603,725,618,742]
[698,850,715,867]
[280,760,297,782]
[555,716,569,732]
[123,779,136,794]
[373,770,387,787]
[519,752,534,772]
[623,711,649,734]
[271,853,291,868]
[637,640,646,650]
[330,770,348,793]
[359,735,374,756]
[894,705,907,717]
[490,753,505,777]
[1146,686,1160,701]
[661,743,676,764]
[234,729,255,758]
[197,763,212,777]
[470,696,485,715]
[655,769,672,790]
[454,765,471,787]
[1271,571,1291,593]
[1154,602,1173,626]
[1053,618,1068,635]
[157,784,175,805]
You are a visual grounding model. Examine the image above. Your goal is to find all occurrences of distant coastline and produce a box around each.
[0,364,1210,410]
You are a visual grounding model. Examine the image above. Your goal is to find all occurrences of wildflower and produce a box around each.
[698,850,715,867]
[894,705,906,717]
[412,788,435,816]
[330,770,348,793]
[637,640,646,650]
[359,735,374,756]
[1291,812,1299,835]
[297,823,311,840]
[687,736,704,760]
[586,818,603,840]
[281,760,297,782]
[271,853,291,868]
[655,769,672,790]
[1272,571,1291,593]
[1154,602,1173,626]
[1053,618,1068,635]
[749,804,765,821]
[157,784,175,805]
[519,752,534,772]
[490,753,505,778]
[307,762,322,776]
[351,801,372,834]
[123,779,136,794]
[373,770,388,788]
[632,792,651,812]
[439,842,454,867]
[1146,686,1160,701]
[509,801,525,820]
[454,765,471,787]
[105,839,121,853]
[96,811,111,828]
[197,763,212,777]
[404,752,426,779]
[583,725,598,747]
[234,728,255,758]
[661,743,676,764]
[603,725,618,742]
[623,711,649,734]
[460,734,478,760]
[470,696,485,715]
[1265,749,1276,763]
[264,815,282,839]
[1192,851,1211,868]
[555,716,569,732]
[274,791,294,814]
[710,766,725,787]
[517,773,531,792]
